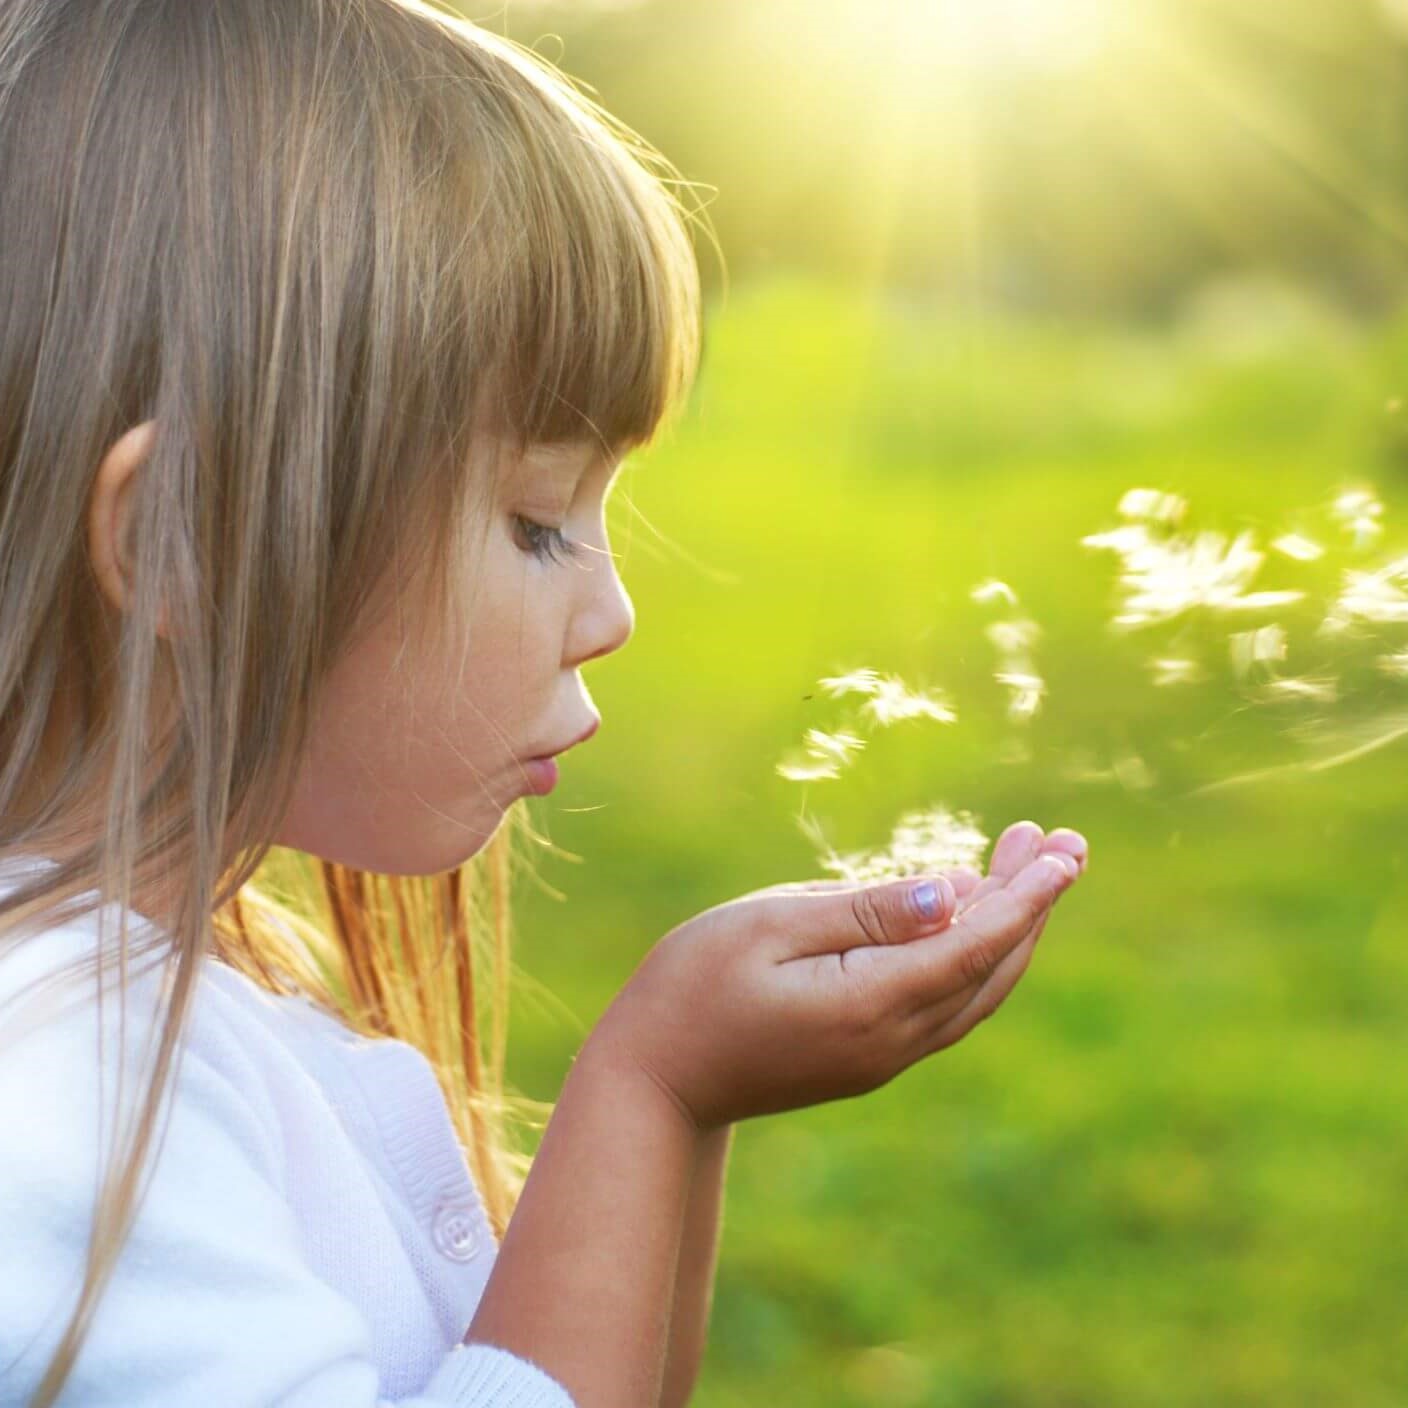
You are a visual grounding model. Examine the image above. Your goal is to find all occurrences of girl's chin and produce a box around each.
[309,814,511,876]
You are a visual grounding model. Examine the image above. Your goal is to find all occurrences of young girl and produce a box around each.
[0,2,1088,1405]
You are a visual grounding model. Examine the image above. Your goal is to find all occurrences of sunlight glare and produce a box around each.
[1380,0,1408,41]
[915,0,1116,71]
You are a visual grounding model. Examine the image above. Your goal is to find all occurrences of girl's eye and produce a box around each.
[512,515,582,565]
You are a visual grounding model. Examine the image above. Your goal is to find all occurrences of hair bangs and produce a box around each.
[442,27,704,455]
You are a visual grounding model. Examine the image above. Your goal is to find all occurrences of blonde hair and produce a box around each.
[0,1,701,1402]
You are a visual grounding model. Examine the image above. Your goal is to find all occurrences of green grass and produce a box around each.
[505,276,1408,1405]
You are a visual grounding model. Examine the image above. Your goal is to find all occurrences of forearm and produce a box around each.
[660,1123,733,1408]
[466,1041,701,1406]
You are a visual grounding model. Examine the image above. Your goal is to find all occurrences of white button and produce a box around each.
[431,1198,481,1263]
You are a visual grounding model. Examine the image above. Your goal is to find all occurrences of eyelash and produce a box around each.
[512,515,583,565]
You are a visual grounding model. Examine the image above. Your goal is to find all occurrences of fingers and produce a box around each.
[879,853,1076,1010]
[758,867,982,902]
[918,840,1090,1046]
[956,825,1089,916]
[987,820,1046,881]
[921,927,1040,1053]
[1018,833,1086,944]
[774,871,959,960]
[758,824,1087,968]
[945,867,982,902]
[950,820,1045,917]
[1041,828,1089,876]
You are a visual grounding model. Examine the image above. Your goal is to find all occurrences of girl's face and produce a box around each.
[276,440,634,875]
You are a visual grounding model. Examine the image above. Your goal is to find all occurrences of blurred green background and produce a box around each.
[472,1,1408,1403]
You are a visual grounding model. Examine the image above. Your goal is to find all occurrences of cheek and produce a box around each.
[278,649,503,864]
[274,554,551,868]
[457,544,565,699]
[356,534,561,769]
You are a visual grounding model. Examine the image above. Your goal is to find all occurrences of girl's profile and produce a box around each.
[0,2,1087,1404]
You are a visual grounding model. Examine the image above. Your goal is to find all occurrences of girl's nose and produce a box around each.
[569,551,635,666]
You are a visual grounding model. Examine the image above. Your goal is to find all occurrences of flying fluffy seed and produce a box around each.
[971,579,1019,607]
[801,807,990,883]
[1085,523,1304,628]
[1272,533,1325,563]
[1118,488,1187,525]
[817,668,883,699]
[858,677,956,727]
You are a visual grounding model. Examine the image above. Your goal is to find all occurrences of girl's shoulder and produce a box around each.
[0,855,378,1184]
[0,858,521,1406]
[0,853,477,1210]
[0,853,355,1054]
[0,873,276,1179]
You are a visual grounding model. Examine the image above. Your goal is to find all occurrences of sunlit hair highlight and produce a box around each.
[0,0,702,1402]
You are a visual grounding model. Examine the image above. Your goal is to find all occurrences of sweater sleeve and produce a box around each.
[0,976,575,1408]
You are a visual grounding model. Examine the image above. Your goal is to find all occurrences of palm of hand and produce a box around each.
[596,819,1088,1132]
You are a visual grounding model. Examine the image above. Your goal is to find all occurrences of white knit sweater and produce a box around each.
[0,855,576,1407]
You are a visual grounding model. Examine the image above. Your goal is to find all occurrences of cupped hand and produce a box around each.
[589,821,1088,1133]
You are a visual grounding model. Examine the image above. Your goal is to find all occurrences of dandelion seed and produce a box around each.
[1150,656,1206,687]
[858,676,956,727]
[1118,488,1187,525]
[1323,557,1408,632]
[1082,524,1153,556]
[1272,533,1325,563]
[776,726,866,784]
[1332,488,1385,550]
[985,619,1041,655]
[983,613,1044,724]
[996,670,1046,721]
[1333,488,1382,521]
[1088,522,1303,628]
[802,728,866,764]
[971,579,1019,607]
[1347,519,1383,550]
[818,668,882,699]
[1259,676,1339,704]
[777,757,842,783]
[801,807,989,884]
[1229,624,1287,678]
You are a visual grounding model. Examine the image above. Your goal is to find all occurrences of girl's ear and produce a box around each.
[87,420,168,637]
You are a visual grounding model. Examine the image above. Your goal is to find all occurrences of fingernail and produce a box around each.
[911,877,953,921]
[1044,853,1079,882]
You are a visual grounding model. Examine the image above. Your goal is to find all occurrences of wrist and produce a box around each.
[574,1028,717,1142]
[470,1025,707,1404]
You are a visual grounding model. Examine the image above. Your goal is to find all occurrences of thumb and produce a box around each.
[776,875,958,960]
